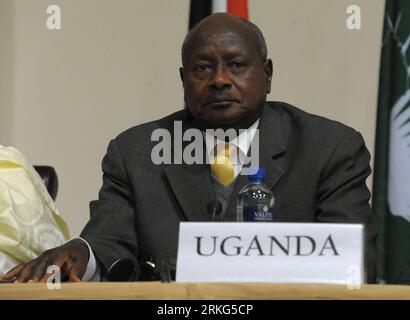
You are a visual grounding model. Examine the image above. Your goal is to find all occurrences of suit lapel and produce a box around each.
[164,161,215,221]
[163,112,215,221]
[257,103,287,190]
[223,103,288,221]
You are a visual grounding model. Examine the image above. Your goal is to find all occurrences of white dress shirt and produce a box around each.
[79,118,260,281]
[204,119,260,179]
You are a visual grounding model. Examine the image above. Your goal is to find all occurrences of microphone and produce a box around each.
[108,259,177,282]
[138,261,158,281]
[139,259,177,282]
[207,199,223,221]
[107,258,137,281]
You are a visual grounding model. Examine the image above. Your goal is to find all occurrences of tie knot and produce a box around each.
[210,143,236,186]
[213,143,236,158]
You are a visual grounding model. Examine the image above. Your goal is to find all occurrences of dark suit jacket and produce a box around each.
[81,101,377,282]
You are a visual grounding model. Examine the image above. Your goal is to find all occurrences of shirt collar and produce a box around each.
[204,119,260,159]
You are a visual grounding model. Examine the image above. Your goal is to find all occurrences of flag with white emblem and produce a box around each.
[373,0,410,284]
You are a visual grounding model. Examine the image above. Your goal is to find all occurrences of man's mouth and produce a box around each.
[204,99,238,108]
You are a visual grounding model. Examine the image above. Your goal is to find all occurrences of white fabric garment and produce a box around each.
[0,145,70,276]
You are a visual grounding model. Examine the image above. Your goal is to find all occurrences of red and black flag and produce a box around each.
[189,0,249,29]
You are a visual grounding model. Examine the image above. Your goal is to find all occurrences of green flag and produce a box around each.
[373,0,410,284]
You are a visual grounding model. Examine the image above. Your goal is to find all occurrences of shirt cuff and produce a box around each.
[73,237,101,282]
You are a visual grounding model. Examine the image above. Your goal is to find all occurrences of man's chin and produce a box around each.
[194,115,249,130]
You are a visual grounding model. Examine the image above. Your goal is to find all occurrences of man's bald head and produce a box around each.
[181,13,267,67]
[179,13,273,130]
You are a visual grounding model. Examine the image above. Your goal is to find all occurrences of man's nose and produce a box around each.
[209,65,232,91]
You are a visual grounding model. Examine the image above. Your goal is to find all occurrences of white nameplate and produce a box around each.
[176,222,364,284]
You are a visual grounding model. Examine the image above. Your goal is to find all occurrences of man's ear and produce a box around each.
[179,67,185,86]
[264,59,273,94]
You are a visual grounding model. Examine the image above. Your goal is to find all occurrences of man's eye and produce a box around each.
[230,62,247,71]
[194,65,211,72]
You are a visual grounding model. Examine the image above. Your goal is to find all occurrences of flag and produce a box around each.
[373,0,410,283]
[189,0,249,29]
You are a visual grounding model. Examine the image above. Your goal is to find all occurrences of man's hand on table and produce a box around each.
[2,239,89,283]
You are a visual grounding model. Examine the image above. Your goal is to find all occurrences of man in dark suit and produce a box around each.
[4,13,377,283]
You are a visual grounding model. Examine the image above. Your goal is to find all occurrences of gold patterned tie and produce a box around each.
[210,144,236,186]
